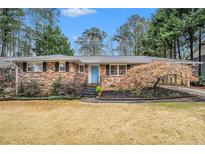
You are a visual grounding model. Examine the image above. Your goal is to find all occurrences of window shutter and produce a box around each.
[106,65,109,76]
[127,64,131,71]
[65,62,69,72]
[43,62,47,72]
[55,62,59,72]
[23,62,27,72]
[76,64,79,72]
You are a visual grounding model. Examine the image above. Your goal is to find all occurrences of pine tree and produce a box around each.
[35,25,74,56]
[75,27,107,56]
[114,14,149,56]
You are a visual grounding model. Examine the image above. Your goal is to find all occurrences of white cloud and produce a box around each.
[62,8,96,17]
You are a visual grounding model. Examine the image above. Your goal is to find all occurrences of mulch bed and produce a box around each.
[99,87,193,99]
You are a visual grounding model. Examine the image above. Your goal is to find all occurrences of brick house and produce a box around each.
[0,54,202,95]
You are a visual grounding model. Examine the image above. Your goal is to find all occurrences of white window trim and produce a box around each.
[27,62,43,73]
[59,62,66,72]
[119,64,127,76]
[109,64,127,76]
[78,64,85,73]
[110,64,118,76]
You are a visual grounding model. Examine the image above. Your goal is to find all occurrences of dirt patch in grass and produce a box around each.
[0,100,205,144]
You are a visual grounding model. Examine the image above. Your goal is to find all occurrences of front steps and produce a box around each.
[82,85,98,98]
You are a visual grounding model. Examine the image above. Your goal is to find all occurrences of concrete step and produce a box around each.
[82,85,98,98]
[84,89,96,92]
[83,92,97,95]
[85,87,96,89]
[83,94,97,98]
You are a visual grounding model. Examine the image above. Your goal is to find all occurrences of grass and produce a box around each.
[0,100,205,144]
[151,102,205,109]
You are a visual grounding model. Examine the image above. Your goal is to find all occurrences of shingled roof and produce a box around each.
[0,54,203,64]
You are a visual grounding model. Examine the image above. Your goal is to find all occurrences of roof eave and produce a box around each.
[173,61,204,64]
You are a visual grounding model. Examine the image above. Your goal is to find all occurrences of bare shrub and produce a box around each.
[52,76,65,96]
[64,74,85,97]
[3,87,15,98]
[0,68,15,98]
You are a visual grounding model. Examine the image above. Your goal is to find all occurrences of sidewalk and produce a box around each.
[164,86,205,97]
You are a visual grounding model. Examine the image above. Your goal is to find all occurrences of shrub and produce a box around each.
[199,76,205,86]
[0,68,15,98]
[64,77,85,97]
[52,76,65,96]
[3,87,15,98]
[96,86,102,94]
[20,79,41,97]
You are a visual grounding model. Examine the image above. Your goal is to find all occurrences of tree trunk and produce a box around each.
[198,29,202,76]
[1,9,8,57]
[12,31,16,57]
[188,28,194,60]
[169,41,173,59]
[17,16,21,56]
[163,42,167,58]
[173,38,176,59]
[163,49,166,58]
[177,37,181,59]
[153,78,160,92]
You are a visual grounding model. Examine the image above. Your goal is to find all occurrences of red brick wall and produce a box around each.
[17,62,140,94]
[99,64,138,90]
[17,62,88,95]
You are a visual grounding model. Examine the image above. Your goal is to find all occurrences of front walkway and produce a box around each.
[164,86,205,98]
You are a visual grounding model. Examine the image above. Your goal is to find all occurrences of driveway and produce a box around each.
[164,86,205,98]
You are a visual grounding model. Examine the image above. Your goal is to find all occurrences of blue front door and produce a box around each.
[91,66,99,83]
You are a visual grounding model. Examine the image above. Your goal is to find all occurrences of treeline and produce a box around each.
[147,9,205,60]
[75,8,205,60]
[0,8,74,57]
[1,8,205,59]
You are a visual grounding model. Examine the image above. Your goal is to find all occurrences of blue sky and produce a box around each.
[58,8,157,49]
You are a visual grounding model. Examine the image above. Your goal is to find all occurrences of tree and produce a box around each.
[118,61,197,92]
[0,8,73,57]
[35,25,74,56]
[75,27,107,56]
[194,9,205,75]
[114,15,149,56]
[146,9,182,58]
[26,9,60,55]
[105,36,115,55]
[180,9,198,60]
[146,8,205,61]
[0,9,23,57]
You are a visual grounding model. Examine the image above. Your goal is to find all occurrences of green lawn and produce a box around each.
[0,100,204,144]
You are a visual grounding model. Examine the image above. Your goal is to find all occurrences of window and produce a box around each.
[27,63,43,72]
[110,64,127,76]
[119,65,126,75]
[110,65,118,75]
[27,63,35,72]
[59,63,65,72]
[79,64,85,73]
